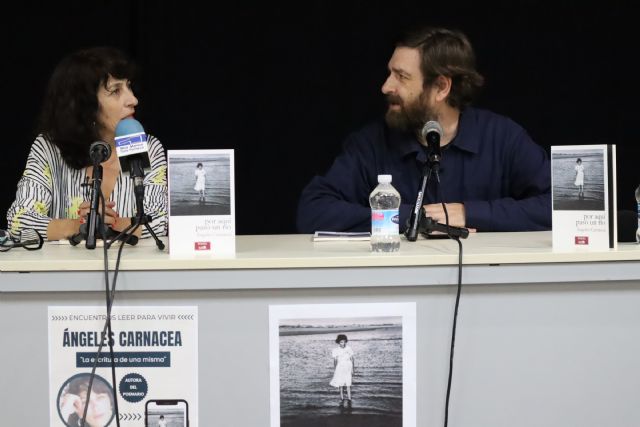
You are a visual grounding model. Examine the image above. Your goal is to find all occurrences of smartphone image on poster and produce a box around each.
[145,399,189,427]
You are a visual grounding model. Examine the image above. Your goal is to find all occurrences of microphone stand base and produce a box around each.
[417,213,469,239]
[105,214,164,251]
[69,221,138,248]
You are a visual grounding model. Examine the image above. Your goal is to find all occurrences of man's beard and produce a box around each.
[384,92,433,132]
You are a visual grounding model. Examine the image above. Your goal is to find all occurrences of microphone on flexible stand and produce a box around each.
[114,118,150,221]
[70,141,134,247]
[85,141,111,249]
[422,120,443,169]
[415,121,469,240]
[405,121,444,241]
[107,118,164,250]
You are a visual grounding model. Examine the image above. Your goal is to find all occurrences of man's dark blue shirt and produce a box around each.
[296,107,551,233]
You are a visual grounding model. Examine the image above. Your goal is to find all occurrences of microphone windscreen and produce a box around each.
[421,120,443,140]
[89,141,111,163]
[115,118,145,137]
[114,118,151,174]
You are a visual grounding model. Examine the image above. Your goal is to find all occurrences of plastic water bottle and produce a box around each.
[370,174,401,252]
[636,184,640,243]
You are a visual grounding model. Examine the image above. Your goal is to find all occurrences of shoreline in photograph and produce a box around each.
[282,413,402,427]
[553,199,604,211]
[279,325,397,337]
[171,203,231,216]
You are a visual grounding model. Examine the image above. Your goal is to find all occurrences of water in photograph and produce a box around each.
[146,410,186,427]
[169,156,231,216]
[279,325,402,427]
[553,152,605,210]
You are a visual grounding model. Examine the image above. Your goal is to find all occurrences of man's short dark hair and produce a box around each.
[396,27,484,109]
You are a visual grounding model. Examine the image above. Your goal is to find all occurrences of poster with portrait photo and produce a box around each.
[551,144,616,250]
[168,149,235,257]
[48,306,199,427]
[269,303,416,427]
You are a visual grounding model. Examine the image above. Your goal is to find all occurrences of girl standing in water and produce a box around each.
[574,158,584,198]
[330,334,355,407]
[194,162,206,199]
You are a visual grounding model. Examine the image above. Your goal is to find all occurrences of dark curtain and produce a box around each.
[1,1,638,234]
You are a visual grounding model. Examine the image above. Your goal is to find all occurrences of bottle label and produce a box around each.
[637,203,640,242]
[371,209,399,236]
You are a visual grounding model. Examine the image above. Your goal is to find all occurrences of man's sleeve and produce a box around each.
[296,133,375,233]
[464,130,551,231]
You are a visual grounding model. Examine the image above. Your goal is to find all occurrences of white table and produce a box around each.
[2,232,640,426]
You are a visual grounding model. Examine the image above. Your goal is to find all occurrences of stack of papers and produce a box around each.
[312,231,371,242]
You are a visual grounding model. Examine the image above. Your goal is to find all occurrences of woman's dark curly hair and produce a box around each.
[37,46,136,169]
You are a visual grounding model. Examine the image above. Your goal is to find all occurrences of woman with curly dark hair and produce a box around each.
[7,46,167,241]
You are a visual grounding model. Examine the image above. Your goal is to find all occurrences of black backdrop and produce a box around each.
[2,2,638,234]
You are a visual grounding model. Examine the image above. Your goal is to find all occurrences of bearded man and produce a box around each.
[296,27,551,233]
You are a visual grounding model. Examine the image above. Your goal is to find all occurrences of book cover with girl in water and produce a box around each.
[551,145,616,250]
[167,149,235,256]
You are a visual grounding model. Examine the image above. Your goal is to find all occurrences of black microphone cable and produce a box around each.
[81,188,121,427]
[80,189,141,427]
[433,174,464,427]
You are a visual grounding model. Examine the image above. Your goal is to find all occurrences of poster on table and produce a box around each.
[269,302,416,427]
[48,306,198,427]
[551,144,617,251]
[167,149,235,257]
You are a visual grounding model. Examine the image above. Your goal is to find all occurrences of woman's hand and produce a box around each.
[78,201,119,227]
[60,392,81,419]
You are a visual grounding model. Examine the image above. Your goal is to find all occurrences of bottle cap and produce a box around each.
[377,174,392,184]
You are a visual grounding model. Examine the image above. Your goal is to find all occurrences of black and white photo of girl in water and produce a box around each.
[552,148,605,211]
[168,151,232,216]
[278,316,403,427]
[270,303,416,427]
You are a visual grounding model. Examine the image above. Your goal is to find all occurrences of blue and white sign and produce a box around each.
[115,131,148,157]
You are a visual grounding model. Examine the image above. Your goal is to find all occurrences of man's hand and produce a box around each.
[423,203,468,228]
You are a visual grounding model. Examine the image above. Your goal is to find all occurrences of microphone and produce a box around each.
[405,120,445,241]
[114,118,151,178]
[105,117,163,250]
[89,141,111,165]
[421,120,443,165]
[86,142,111,249]
[115,118,151,216]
